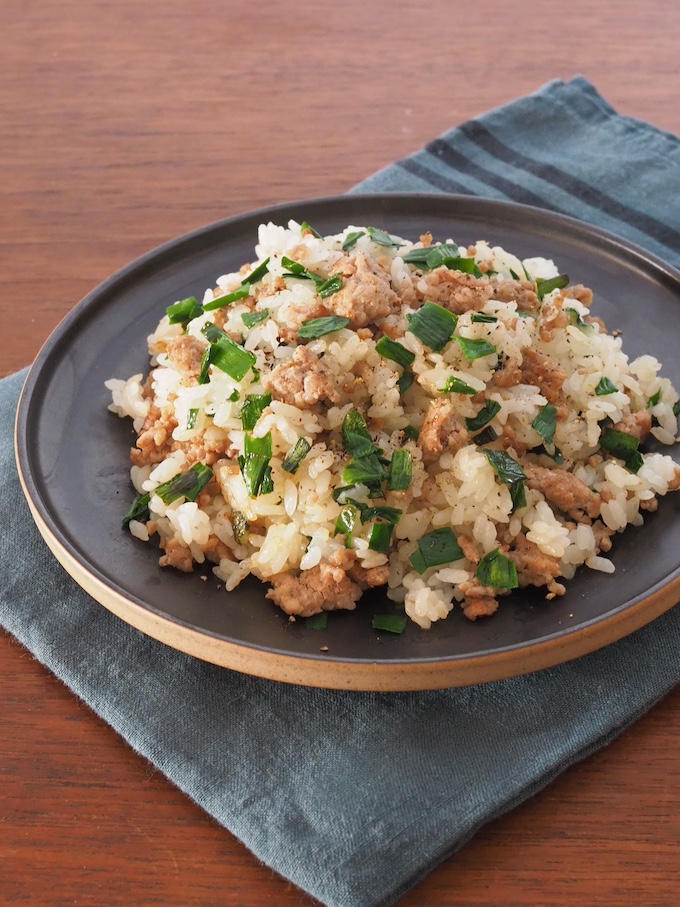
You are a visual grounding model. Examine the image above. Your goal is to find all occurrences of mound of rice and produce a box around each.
[106,220,680,629]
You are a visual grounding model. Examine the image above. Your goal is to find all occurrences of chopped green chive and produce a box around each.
[595,377,619,396]
[232,510,249,543]
[281,256,323,284]
[483,449,527,486]
[155,463,213,504]
[455,336,497,360]
[367,226,403,248]
[439,255,483,278]
[300,221,322,239]
[342,408,378,458]
[565,307,591,329]
[241,308,270,329]
[204,330,257,381]
[360,505,402,525]
[122,492,151,529]
[387,449,412,491]
[536,274,569,301]
[403,424,420,442]
[600,427,644,473]
[306,612,328,630]
[475,548,518,589]
[407,302,458,353]
[282,437,312,474]
[398,370,416,394]
[240,393,272,431]
[334,505,357,547]
[375,335,416,369]
[241,258,270,286]
[342,230,365,251]
[202,284,251,312]
[166,296,203,327]
[297,315,351,339]
[342,454,389,487]
[186,408,199,430]
[474,426,498,445]
[317,274,344,298]
[673,401,680,417]
[409,528,463,575]
[471,312,498,323]
[368,521,394,552]
[197,348,211,385]
[239,433,274,496]
[422,244,462,269]
[647,389,662,409]
[442,376,478,395]
[532,404,557,446]
[371,614,407,634]
[466,400,501,433]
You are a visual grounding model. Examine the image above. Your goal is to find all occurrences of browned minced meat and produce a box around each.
[507,533,564,591]
[458,534,480,564]
[130,404,177,466]
[539,301,570,342]
[348,562,390,590]
[262,344,342,409]
[279,299,330,342]
[416,267,493,314]
[458,579,499,620]
[493,278,541,312]
[520,348,566,404]
[166,335,207,382]
[327,252,400,327]
[499,422,528,458]
[668,467,680,492]
[611,410,652,443]
[585,315,608,333]
[175,431,235,467]
[567,284,594,307]
[418,399,470,465]
[525,464,601,521]
[159,538,194,572]
[266,563,363,617]
[492,355,523,388]
[592,520,615,553]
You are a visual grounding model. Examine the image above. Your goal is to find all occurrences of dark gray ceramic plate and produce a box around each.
[15,194,680,690]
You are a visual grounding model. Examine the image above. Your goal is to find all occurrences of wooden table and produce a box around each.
[3,1,680,903]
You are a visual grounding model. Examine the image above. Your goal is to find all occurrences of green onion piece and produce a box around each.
[209,334,257,381]
[335,504,357,538]
[241,258,270,286]
[410,527,464,575]
[466,400,501,433]
[360,505,402,525]
[510,481,527,511]
[600,427,643,473]
[342,230,365,251]
[239,433,274,497]
[565,307,590,329]
[228,389,240,402]
[475,548,518,589]
[455,336,497,360]
[483,449,527,486]
[439,255,483,278]
[403,424,419,442]
[240,393,272,431]
[306,612,328,630]
[595,377,619,396]
[401,247,435,268]
[342,454,388,486]
[197,348,211,385]
[297,315,351,340]
[536,274,569,301]
[473,426,498,445]
[342,408,378,458]
[367,226,403,248]
[317,274,344,298]
[122,492,150,529]
[371,614,407,634]
[155,463,213,504]
[509,268,520,281]
[368,521,393,552]
[522,263,533,281]
[442,376,478,395]
[300,221,322,238]
[398,371,415,394]
[532,404,557,446]
[166,296,203,327]
[201,322,224,344]
[407,302,458,353]
[471,312,498,323]
[186,408,199,430]
[422,244,462,270]
[387,449,412,492]
[281,256,323,285]
[673,401,680,417]
[202,283,251,312]
[375,335,416,369]
[232,510,249,543]
[280,437,311,474]
[647,389,662,409]
[242,308,270,329]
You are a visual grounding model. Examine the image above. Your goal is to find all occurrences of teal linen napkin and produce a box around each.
[2,76,680,907]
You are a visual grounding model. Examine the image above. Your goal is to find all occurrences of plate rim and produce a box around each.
[15,192,680,690]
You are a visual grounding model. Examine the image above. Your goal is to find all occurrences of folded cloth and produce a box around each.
[2,76,680,907]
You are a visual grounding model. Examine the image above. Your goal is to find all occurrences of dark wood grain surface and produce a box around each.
[2,1,680,904]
